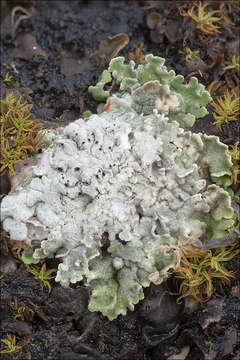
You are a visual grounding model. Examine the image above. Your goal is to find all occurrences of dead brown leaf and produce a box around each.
[11,6,38,37]
[60,55,93,77]
[222,328,238,357]
[147,13,182,44]
[96,33,129,61]
[10,156,39,191]
[11,33,47,61]
[231,285,240,299]
[199,299,224,330]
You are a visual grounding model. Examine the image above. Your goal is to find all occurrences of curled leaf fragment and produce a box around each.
[12,33,47,61]
[11,6,38,37]
[96,33,129,61]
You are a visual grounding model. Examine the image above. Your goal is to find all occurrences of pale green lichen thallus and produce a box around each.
[1,55,235,320]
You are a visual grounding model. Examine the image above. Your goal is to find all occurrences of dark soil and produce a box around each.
[0,1,239,359]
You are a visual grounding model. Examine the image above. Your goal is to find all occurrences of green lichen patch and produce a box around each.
[0,55,236,320]
[89,54,211,128]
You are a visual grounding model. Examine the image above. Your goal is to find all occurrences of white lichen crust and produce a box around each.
[1,56,235,320]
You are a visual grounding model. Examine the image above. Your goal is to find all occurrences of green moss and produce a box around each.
[0,93,44,175]
[175,244,239,303]
[0,333,22,355]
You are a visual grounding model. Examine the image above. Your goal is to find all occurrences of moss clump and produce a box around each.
[223,54,240,76]
[0,93,44,175]
[211,89,240,131]
[228,141,240,185]
[27,263,57,293]
[175,243,239,304]
[13,305,34,321]
[0,333,22,356]
[182,2,223,35]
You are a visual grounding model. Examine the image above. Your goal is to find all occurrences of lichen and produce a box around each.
[89,54,211,128]
[0,55,236,320]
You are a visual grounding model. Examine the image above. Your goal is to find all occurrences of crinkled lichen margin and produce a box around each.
[89,54,212,128]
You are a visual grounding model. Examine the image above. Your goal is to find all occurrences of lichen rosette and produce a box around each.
[1,55,235,320]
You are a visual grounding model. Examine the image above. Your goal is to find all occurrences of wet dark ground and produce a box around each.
[0,1,240,359]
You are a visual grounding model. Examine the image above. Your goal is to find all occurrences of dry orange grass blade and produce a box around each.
[180,2,224,35]
[211,89,240,131]
[175,244,239,304]
[0,93,44,175]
